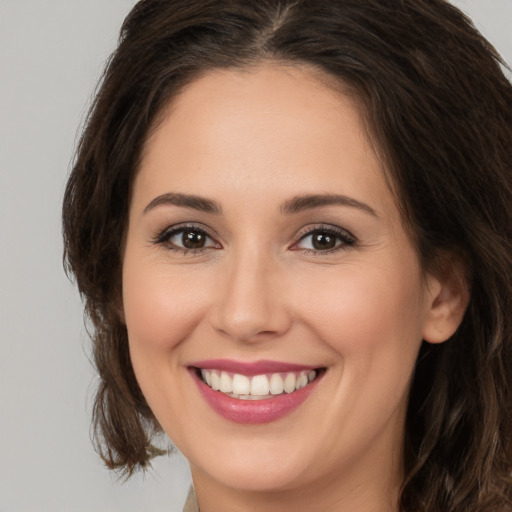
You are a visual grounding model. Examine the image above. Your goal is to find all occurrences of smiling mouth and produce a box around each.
[195,368,324,400]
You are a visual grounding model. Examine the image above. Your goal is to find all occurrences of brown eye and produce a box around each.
[311,232,337,250]
[293,227,356,253]
[158,226,220,252]
[181,229,207,249]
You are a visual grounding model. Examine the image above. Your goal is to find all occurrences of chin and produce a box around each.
[191,449,315,493]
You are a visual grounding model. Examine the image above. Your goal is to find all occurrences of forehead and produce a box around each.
[142,64,364,159]
[134,63,395,220]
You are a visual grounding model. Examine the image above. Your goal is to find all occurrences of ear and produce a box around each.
[422,254,470,344]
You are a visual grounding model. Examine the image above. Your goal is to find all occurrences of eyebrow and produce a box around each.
[143,193,222,214]
[143,192,377,217]
[281,194,378,217]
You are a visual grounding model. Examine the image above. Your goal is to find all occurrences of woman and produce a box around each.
[62,0,512,510]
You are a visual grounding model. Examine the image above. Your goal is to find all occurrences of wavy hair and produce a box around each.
[62,0,512,509]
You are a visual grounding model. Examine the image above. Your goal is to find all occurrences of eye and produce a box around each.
[292,226,356,253]
[154,225,220,253]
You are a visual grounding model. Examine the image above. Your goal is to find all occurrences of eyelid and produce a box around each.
[290,224,357,253]
[152,222,221,251]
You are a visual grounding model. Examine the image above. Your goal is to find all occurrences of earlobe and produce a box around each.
[422,258,470,344]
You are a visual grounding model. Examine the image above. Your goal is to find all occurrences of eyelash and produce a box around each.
[293,225,357,254]
[152,224,357,255]
[152,223,219,255]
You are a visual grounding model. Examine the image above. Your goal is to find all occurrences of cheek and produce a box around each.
[288,259,428,452]
[297,259,427,370]
[122,255,210,356]
[121,256,213,430]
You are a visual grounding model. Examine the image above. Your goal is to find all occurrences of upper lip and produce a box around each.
[188,359,320,376]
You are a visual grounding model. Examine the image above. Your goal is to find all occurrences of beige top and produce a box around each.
[183,487,200,512]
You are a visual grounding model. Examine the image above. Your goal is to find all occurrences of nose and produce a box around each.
[209,250,292,342]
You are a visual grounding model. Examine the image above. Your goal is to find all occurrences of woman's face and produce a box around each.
[122,64,442,500]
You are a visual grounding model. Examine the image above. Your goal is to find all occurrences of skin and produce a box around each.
[122,64,467,512]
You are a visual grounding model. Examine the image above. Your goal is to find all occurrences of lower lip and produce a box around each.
[190,369,322,424]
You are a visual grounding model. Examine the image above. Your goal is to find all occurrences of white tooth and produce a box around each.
[251,374,270,396]
[269,373,284,395]
[201,369,210,386]
[295,372,308,390]
[211,371,220,391]
[220,372,233,393]
[232,373,251,395]
[308,370,316,382]
[284,373,297,393]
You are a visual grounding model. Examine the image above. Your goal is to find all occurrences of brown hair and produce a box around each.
[62,0,512,509]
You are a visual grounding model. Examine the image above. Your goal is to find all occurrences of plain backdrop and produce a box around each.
[0,1,511,511]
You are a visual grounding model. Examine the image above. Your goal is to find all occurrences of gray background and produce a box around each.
[0,1,510,511]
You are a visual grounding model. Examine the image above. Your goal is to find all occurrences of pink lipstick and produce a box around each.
[188,359,324,424]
